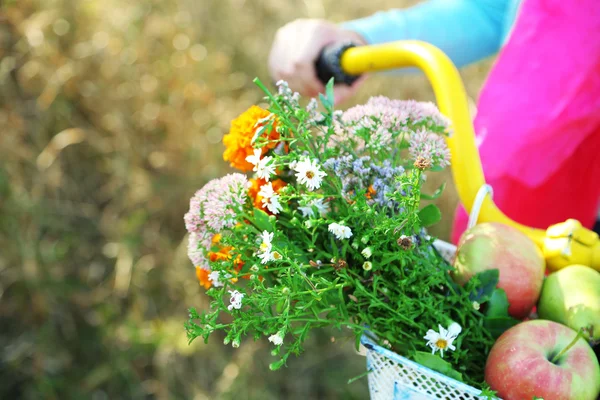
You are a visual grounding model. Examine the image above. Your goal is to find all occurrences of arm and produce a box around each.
[341,0,512,69]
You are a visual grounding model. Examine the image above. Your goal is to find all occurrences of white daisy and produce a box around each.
[293,158,326,191]
[268,331,285,346]
[258,183,283,214]
[258,182,275,199]
[259,230,273,253]
[423,323,462,357]
[227,290,245,311]
[328,222,353,240]
[245,148,262,170]
[258,251,273,264]
[256,156,276,181]
[264,194,283,214]
[298,198,329,218]
[208,270,224,288]
[257,231,274,264]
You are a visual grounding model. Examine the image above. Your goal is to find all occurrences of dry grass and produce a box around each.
[0,0,493,398]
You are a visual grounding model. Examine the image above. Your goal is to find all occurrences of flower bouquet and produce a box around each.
[184,79,513,396]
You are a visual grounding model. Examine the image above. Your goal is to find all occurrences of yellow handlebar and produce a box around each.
[339,41,600,271]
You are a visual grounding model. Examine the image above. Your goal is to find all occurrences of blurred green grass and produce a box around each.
[0,0,493,398]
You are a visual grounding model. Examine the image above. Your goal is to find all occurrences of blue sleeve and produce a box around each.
[341,0,513,69]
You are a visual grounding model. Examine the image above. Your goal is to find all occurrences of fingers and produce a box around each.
[268,19,369,102]
[268,19,336,96]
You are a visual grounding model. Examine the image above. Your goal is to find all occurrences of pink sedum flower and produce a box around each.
[184,173,250,267]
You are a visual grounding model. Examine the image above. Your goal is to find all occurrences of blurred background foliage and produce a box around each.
[0,0,493,398]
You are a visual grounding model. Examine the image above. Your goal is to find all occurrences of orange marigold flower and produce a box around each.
[248,178,287,212]
[223,105,279,171]
[366,185,377,199]
[196,267,211,290]
[207,234,245,283]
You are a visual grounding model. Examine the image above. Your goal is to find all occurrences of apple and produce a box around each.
[485,320,600,400]
[452,222,545,318]
[538,264,600,340]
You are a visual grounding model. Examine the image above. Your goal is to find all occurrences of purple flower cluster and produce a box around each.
[323,156,405,208]
[276,80,300,108]
[184,173,249,268]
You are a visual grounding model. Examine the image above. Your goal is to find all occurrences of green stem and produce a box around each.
[550,328,585,364]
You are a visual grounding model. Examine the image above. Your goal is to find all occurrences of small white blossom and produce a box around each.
[293,158,326,191]
[298,198,329,218]
[227,290,245,311]
[265,194,283,214]
[423,323,461,357]
[257,251,272,264]
[328,222,353,240]
[257,231,274,264]
[362,261,372,271]
[259,231,273,253]
[268,331,285,346]
[472,301,481,311]
[259,183,283,214]
[208,270,224,288]
[258,182,275,199]
[361,247,372,259]
[256,156,276,181]
[245,148,262,169]
[447,322,462,337]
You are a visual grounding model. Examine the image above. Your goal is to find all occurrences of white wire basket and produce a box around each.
[360,186,496,400]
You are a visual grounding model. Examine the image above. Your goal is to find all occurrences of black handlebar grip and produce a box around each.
[315,42,361,86]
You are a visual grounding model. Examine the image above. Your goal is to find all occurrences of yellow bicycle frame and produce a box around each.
[339,41,600,271]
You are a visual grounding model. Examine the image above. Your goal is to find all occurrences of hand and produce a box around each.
[268,19,367,104]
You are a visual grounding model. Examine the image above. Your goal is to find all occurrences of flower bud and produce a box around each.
[361,247,372,259]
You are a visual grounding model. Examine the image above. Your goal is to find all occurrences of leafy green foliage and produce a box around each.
[414,352,463,382]
[185,80,496,389]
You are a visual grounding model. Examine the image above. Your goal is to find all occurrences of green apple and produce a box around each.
[538,264,600,340]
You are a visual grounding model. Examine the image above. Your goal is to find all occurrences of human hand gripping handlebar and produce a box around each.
[315,41,600,272]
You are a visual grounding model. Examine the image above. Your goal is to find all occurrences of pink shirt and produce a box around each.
[452,0,600,243]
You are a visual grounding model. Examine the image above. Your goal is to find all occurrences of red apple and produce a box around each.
[485,320,600,400]
[452,222,545,318]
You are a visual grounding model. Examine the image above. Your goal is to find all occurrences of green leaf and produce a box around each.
[326,78,335,108]
[413,352,463,382]
[486,288,511,318]
[319,93,331,111]
[417,204,442,227]
[483,316,519,339]
[252,208,272,232]
[421,182,446,200]
[468,269,499,303]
